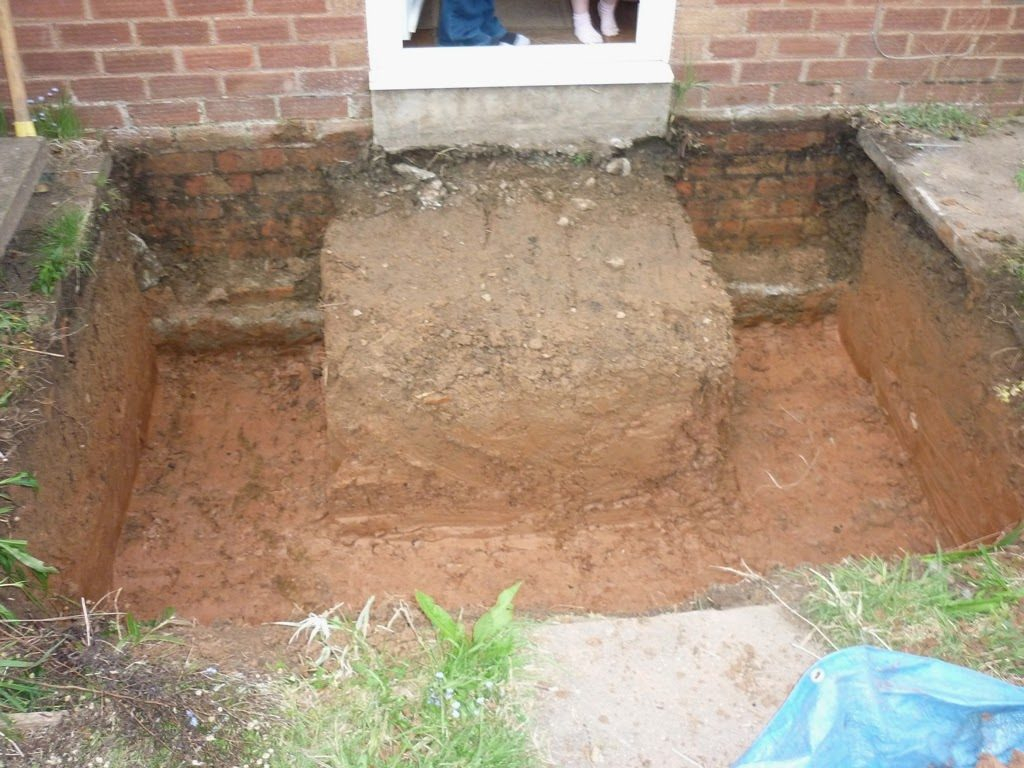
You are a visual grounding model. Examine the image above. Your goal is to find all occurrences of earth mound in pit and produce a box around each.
[321,160,735,534]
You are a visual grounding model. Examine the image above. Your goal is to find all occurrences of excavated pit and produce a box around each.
[17,124,1021,623]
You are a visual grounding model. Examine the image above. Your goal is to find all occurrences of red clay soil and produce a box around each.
[113,316,935,623]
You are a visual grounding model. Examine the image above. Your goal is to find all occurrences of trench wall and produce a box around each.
[0,1,1020,135]
[675,118,1024,542]
[838,164,1024,542]
[15,221,156,599]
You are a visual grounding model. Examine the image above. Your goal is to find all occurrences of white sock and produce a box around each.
[573,12,603,44]
[498,32,531,45]
[598,1,619,36]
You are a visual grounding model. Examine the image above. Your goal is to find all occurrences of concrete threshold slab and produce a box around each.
[0,138,48,256]
[372,83,671,150]
[529,605,821,768]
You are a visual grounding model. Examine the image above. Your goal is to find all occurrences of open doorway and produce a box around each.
[366,0,674,91]
[403,0,640,46]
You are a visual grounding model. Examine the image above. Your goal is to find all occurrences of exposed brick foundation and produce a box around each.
[674,118,860,253]
[119,124,370,349]
[124,125,368,268]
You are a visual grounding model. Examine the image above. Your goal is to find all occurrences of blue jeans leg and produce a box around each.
[437,0,508,46]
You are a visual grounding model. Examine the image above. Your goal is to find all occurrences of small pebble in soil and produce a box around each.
[605,157,632,176]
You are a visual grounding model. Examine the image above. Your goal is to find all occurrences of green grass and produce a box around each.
[269,586,537,768]
[30,89,82,140]
[0,304,29,336]
[800,530,1024,682]
[0,470,53,713]
[1015,166,1024,193]
[672,65,711,113]
[882,103,984,138]
[31,207,91,295]
[0,110,8,137]
[1000,241,1024,309]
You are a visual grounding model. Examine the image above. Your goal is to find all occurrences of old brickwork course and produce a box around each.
[674,119,859,252]
[0,0,1020,131]
[125,127,367,270]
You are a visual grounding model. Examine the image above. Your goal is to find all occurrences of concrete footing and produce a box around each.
[372,83,671,150]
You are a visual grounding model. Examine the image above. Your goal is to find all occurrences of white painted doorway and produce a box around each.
[366,0,676,91]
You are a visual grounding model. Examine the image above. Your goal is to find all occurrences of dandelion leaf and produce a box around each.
[473,581,521,645]
[415,590,466,647]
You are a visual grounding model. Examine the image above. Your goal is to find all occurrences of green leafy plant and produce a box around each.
[0,109,8,137]
[0,472,53,714]
[30,88,82,140]
[110,607,180,649]
[416,581,522,656]
[31,207,91,295]
[881,103,983,138]
[0,472,54,594]
[571,152,592,167]
[1014,166,1024,193]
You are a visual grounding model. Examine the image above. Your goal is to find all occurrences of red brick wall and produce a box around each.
[674,119,859,252]
[673,1,1023,115]
[0,0,368,132]
[0,1,1021,132]
[124,126,367,268]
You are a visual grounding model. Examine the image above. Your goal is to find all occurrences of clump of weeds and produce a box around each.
[5,585,538,768]
[270,583,538,768]
[880,102,986,139]
[29,89,82,141]
[31,207,91,296]
[798,526,1024,683]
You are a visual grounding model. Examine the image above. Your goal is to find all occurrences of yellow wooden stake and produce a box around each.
[0,0,37,138]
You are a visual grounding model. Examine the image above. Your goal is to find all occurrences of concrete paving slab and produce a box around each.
[0,137,48,256]
[858,120,1024,280]
[529,605,821,768]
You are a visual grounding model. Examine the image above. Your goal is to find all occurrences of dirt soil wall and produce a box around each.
[14,220,156,599]
[838,164,1024,542]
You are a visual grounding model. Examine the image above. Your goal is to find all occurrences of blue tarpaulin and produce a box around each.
[733,646,1024,768]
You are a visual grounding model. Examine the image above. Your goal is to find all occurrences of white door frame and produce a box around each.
[365,0,676,91]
